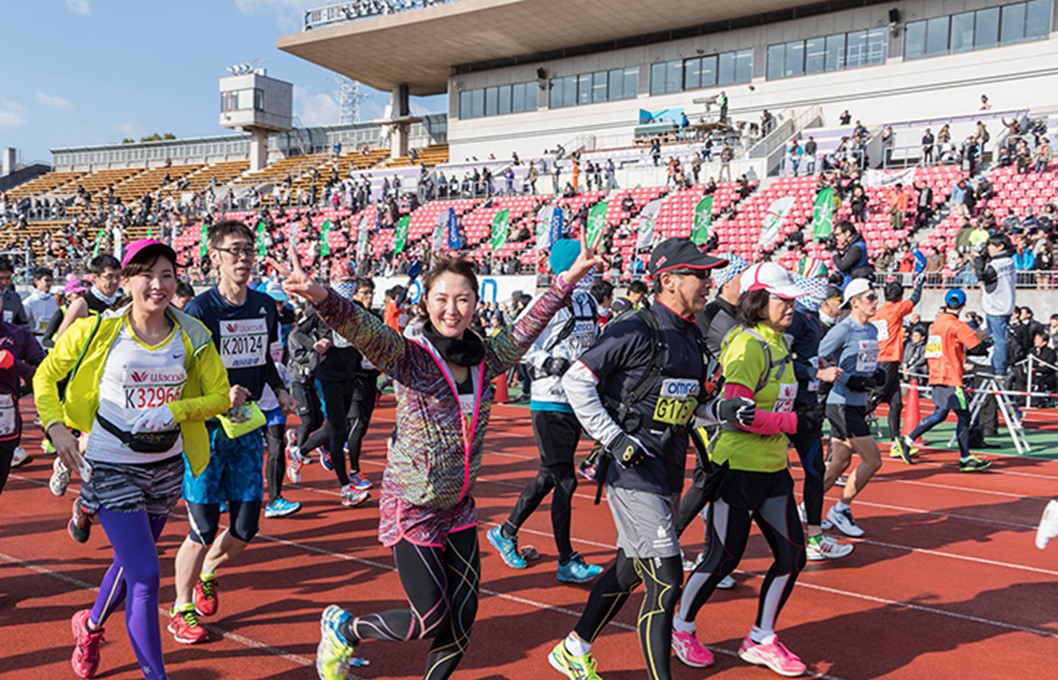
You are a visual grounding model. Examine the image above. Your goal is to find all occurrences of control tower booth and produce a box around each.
[219,68,293,172]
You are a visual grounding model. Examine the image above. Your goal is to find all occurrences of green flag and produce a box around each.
[199,223,209,259]
[585,201,609,249]
[811,187,835,241]
[691,195,713,245]
[758,196,795,248]
[394,215,411,255]
[490,209,511,251]
[92,228,105,257]
[255,220,267,257]
[146,225,153,239]
[320,219,332,257]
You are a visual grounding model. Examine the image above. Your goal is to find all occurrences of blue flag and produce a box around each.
[549,207,563,246]
[446,208,461,250]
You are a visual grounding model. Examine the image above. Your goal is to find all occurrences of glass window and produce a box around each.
[650,62,666,95]
[1026,0,1051,40]
[592,71,608,103]
[846,30,868,67]
[865,28,888,64]
[951,12,975,52]
[484,86,498,116]
[1001,2,1028,43]
[470,88,484,118]
[511,83,526,113]
[926,16,950,55]
[766,43,785,80]
[684,57,702,90]
[805,37,826,74]
[701,55,718,87]
[666,60,682,93]
[974,7,1000,48]
[826,33,846,70]
[623,67,639,98]
[459,90,473,118]
[561,76,576,108]
[497,84,512,115]
[785,40,805,77]
[608,69,624,101]
[577,74,592,105]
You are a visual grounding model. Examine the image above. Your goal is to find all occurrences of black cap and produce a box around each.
[649,238,727,277]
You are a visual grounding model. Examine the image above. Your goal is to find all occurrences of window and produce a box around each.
[926,17,951,55]
[497,84,511,115]
[1026,0,1051,39]
[865,28,888,64]
[511,83,526,113]
[825,34,846,71]
[768,27,885,79]
[766,44,785,80]
[1001,2,1028,43]
[785,40,805,77]
[805,37,826,74]
[846,30,869,68]
[608,68,625,100]
[684,57,703,90]
[700,56,718,88]
[951,12,976,52]
[975,7,1000,48]
[220,88,263,112]
[469,88,484,118]
[592,71,608,103]
[622,67,639,98]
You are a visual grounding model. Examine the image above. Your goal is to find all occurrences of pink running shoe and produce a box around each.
[738,634,807,677]
[71,609,105,678]
[672,629,714,668]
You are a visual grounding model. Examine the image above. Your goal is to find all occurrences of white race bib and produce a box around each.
[0,393,15,436]
[808,356,820,392]
[123,366,187,410]
[774,382,797,413]
[855,340,879,374]
[925,334,944,359]
[219,319,268,368]
[870,320,890,342]
[2,310,12,324]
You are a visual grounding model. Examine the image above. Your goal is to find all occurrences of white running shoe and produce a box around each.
[1036,499,1058,550]
[798,501,833,530]
[827,505,865,538]
[10,446,31,468]
[806,534,854,560]
[716,574,736,590]
[50,457,70,496]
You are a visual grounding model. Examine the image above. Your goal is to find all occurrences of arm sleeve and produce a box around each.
[908,276,925,305]
[817,323,850,385]
[168,341,231,423]
[561,360,623,448]
[722,382,797,435]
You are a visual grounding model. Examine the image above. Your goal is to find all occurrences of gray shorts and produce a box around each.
[606,485,681,559]
[80,456,184,515]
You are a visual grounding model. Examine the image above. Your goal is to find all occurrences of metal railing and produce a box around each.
[304,0,453,30]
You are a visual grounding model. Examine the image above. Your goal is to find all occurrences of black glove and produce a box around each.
[796,403,825,435]
[846,375,877,391]
[542,357,571,377]
[716,397,756,428]
[607,432,647,468]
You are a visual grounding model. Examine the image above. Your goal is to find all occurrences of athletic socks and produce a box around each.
[672,614,695,634]
[834,500,851,513]
[200,570,216,582]
[749,625,774,645]
[807,533,824,545]
[564,632,592,657]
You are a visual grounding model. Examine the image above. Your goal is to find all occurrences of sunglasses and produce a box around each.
[671,269,711,280]
[864,293,878,301]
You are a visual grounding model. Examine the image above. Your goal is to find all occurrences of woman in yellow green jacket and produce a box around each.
[34,240,230,680]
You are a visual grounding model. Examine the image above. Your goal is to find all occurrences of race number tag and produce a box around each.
[0,393,16,436]
[925,334,944,359]
[653,379,700,425]
[870,320,889,342]
[2,310,12,324]
[855,340,879,374]
[773,383,798,413]
[123,367,187,410]
[220,319,267,368]
[808,357,820,392]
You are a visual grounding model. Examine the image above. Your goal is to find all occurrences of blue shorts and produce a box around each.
[182,425,264,504]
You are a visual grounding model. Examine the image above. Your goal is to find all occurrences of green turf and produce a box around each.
[862,420,1058,460]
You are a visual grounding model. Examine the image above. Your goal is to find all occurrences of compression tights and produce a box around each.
[91,509,170,680]
[573,550,683,680]
[503,462,577,563]
[678,494,805,636]
[340,527,479,680]
[790,429,826,527]
[909,407,971,459]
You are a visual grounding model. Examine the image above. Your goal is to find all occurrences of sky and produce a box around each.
[0,0,444,165]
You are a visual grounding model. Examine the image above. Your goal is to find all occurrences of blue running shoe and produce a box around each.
[556,553,603,584]
[348,472,372,491]
[487,526,526,569]
[320,448,334,471]
[265,497,302,518]
[316,605,368,680]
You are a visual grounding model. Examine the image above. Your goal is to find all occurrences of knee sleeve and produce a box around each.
[227,500,262,543]
[187,502,221,545]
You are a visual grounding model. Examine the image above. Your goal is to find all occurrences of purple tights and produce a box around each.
[90,508,169,680]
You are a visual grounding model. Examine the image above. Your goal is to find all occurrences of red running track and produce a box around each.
[2,397,1056,679]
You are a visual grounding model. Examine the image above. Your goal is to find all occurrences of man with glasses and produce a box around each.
[549,238,726,680]
[817,278,885,538]
[168,220,296,644]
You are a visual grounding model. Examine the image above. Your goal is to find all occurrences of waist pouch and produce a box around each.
[96,415,180,453]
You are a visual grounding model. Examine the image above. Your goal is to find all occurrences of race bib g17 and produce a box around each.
[653,379,700,425]
[925,334,943,359]
[220,319,268,368]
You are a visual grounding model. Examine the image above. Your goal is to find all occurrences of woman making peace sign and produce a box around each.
[272,236,601,680]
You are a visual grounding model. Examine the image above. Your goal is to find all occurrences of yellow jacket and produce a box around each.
[34,304,231,477]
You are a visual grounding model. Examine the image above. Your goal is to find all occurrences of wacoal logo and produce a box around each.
[226,323,240,333]
[130,370,150,383]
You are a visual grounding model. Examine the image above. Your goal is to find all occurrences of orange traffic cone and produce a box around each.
[902,378,922,442]
[494,371,510,404]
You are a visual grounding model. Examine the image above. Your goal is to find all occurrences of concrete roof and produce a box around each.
[277,0,808,96]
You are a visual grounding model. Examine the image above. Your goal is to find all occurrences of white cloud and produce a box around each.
[293,85,340,127]
[0,100,26,129]
[35,91,73,110]
[65,0,91,15]
[113,121,140,139]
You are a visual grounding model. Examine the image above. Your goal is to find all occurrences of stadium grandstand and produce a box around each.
[0,0,1056,312]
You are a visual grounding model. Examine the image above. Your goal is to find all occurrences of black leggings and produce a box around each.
[573,550,683,680]
[319,380,355,486]
[789,428,826,527]
[0,438,16,495]
[264,423,286,503]
[293,381,325,451]
[346,377,377,475]
[341,527,480,680]
[867,361,903,438]
[679,486,805,632]
[504,410,580,563]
